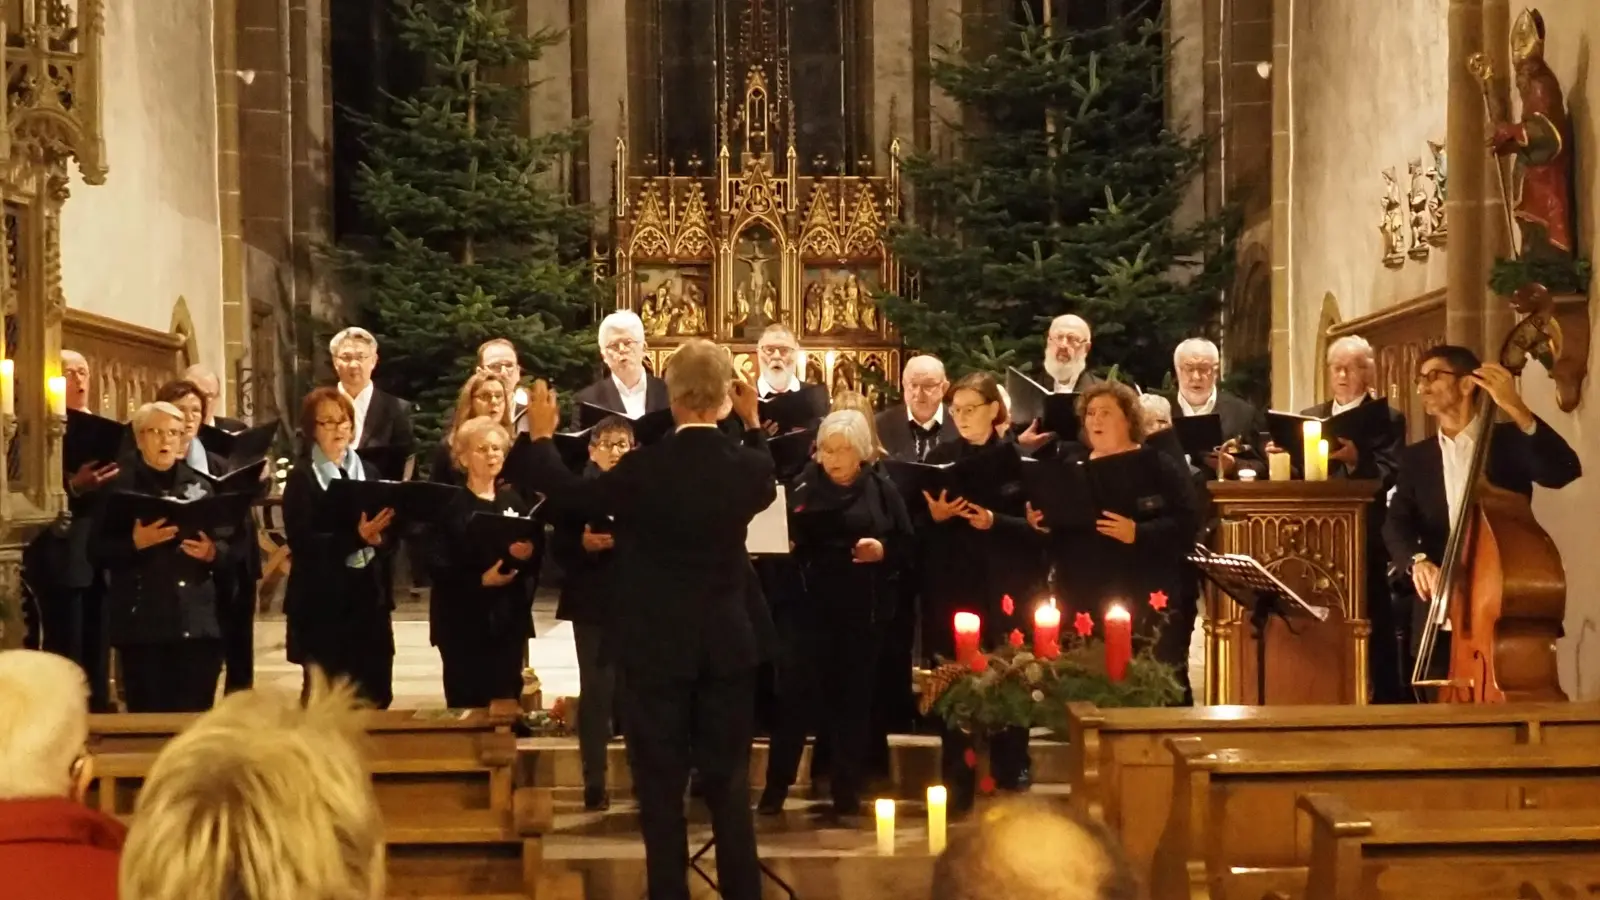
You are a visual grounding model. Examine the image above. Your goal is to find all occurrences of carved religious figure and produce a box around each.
[1484,9,1576,262]
[1426,139,1448,243]
[729,228,780,334]
[1407,159,1434,258]
[638,273,709,337]
[803,269,879,335]
[1379,168,1407,267]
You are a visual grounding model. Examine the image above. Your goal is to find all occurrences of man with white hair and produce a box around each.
[182,364,246,432]
[328,327,415,463]
[1043,314,1102,393]
[0,650,125,898]
[876,354,958,462]
[572,309,669,424]
[1170,337,1265,475]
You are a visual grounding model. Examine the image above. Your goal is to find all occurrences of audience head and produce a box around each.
[947,372,1006,445]
[329,327,379,392]
[588,415,636,473]
[1138,393,1173,434]
[451,415,510,480]
[476,338,523,396]
[756,324,801,392]
[599,311,648,387]
[1078,381,1145,453]
[664,338,734,421]
[300,386,356,462]
[902,355,949,424]
[119,675,385,900]
[62,350,91,412]
[452,371,512,437]
[1415,343,1483,419]
[133,401,187,471]
[1173,338,1221,406]
[815,409,873,485]
[155,380,208,452]
[830,390,885,460]
[182,365,223,423]
[1326,335,1376,406]
[1045,315,1093,386]
[932,798,1136,900]
[0,650,93,803]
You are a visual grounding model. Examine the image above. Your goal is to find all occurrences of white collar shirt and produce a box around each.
[1177,388,1217,417]
[340,382,375,446]
[613,372,649,418]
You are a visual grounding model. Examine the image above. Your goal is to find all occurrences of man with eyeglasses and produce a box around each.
[477,338,530,433]
[329,327,415,471]
[1384,344,1580,676]
[1043,314,1102,393]
[573,310,669,424]
[183,364,247,433]
[876,354,958,462]
[1170,337,1265,477]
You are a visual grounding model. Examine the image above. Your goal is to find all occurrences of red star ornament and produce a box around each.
[1148,590,1169,611]
[970,653,990,673]
[963,748,978,769]
[1008,629,1025,647]
[1001,594,1015,616]
[1073,612,1094,637]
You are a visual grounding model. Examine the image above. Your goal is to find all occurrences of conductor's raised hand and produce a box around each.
[132,517,178,550]
[482,559,518,587]
[508,540,535,561]
[357,507,395,546]
[527,380,561,439]
[729,378,761,428]
[1025,501,1050,534]
[180,532,218,563]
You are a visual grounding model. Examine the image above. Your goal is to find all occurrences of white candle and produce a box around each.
[1268,452,1291,481]
[927,785,947,854]
[46,375,66,417]
[1301,420,1322,481]
[0,359,13,416]
[875,798,895,856]
[1317,439,1330,481]
[824,350,837,394]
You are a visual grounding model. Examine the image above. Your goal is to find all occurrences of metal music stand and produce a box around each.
[678,836,799,900]
[1188,545,1329,704]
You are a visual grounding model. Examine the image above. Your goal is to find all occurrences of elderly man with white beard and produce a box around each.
[1043,314,1102,393]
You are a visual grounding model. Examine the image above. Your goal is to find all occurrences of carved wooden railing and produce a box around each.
[1327,289,1445,443]
[63,308,185,419]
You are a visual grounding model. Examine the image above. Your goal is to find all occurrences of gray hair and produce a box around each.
[1173,337,1220,370]
[902,354,947,383]
[664,339,732,413]
[1138,393,1172,417]
[0,650,90,799]
[1327,334,1376,371]
[815,409,874,460]
[133,400,185,431]
[598,310,645,347]
[328,327,378,356]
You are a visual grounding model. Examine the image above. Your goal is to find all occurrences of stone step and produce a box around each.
[516,734,1073,797]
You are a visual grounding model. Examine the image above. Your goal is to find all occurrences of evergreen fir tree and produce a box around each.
[331,0,599,449]
[879,5,1234,387]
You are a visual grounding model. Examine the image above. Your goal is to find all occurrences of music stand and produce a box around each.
[1188,545,1329,704]
[679,836,799,900]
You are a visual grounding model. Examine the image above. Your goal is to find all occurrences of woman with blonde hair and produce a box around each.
[829,389,887,461]
[427,370,515,486]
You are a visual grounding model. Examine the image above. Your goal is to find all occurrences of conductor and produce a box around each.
[522,338,774,900]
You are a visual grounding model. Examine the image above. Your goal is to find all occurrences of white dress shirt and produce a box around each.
[758,374,803,398]
[1438,418,1478,527]
[1177,388,1217,417]
[613,372,649,418]
[908,404,945,429]
[1330,395,1364,416]
[340,381,375,447]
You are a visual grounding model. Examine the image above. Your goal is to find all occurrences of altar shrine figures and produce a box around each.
[637,270,709,338]
[730,227,781,334]
[803,269,880,336]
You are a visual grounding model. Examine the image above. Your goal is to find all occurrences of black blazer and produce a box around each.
[1172,388,1265,444]
[571,373,670,426]
[280,458,393,665]
[550,465,614,625]
[875,404,960,462]
[212,415,248,433]
[1383,417,1581,572]
[527,424,777,678]
[1051,369,1104,392]
[430,484,537,648]
[357,388,417,453]
[1301,396,1407,488]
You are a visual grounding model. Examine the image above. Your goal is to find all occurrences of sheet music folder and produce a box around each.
[1185,545,1328,623]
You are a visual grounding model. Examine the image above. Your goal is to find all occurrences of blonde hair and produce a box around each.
[450,415,511,471]
[132,400,184,432]
[0,650,89,799]
[664,338,732,413]
[119,673,383,900]
[829,390,885,460]
[450,372,515,438]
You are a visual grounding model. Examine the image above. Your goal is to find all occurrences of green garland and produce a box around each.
[1489,256,1591,297]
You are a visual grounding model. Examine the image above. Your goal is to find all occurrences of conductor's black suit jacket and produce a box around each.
[527,423,778,679]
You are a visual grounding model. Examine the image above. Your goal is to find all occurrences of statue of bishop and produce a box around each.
[1487,8,1577,263]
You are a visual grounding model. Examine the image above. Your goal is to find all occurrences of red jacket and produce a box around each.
[0,797,125,900]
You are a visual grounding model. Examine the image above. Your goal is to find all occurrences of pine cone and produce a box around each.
[919,663,971,715]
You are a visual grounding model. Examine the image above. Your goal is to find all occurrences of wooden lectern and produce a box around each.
[1201,480,1379,705]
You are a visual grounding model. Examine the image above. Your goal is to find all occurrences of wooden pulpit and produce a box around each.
[1200,479,1379,705]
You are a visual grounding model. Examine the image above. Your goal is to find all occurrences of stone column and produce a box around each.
[1445,0,1487,352]
[1267,0,1293,409]
[586,0,629,212]
[213,0,248,411]
[1480,0,1516,352]
[524,1,573,194]
[871,0,915,170]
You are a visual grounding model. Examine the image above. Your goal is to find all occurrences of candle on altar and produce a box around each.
[927,786,948,854]
[0,359,13,417]
[953,612,982,664]
[1316,439,1330,481]
[1033,601,1061,659]
[875,798,896,856]
[1104,604,1132,682]
[824,350,837,393]
[1268,451,1291,481]
[46,375,66,418]
[1301,420,1323,481]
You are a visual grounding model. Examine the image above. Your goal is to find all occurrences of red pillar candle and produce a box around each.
[953,612,982,664]
[1033,602,1061,660]
[1104,604,1133,682]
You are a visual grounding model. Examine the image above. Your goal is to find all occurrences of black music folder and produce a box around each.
[758,384,830,434]
[882,441,1022,503]
[102,489,255,541]
[198,421,278,468]
[549,429,594,473]
[356,444,414,482]
[196,458,269,497]
[324,478,461,528]
[1022,447,1172,530]
[464,504,547,566]
[1171,413,1224,461]
[768,428,816,478]
[64,410,131,471]
[1144,426,1188,467]
[576,402,676,446]
[1005,367,1080,439]
[1265,399,1394,470]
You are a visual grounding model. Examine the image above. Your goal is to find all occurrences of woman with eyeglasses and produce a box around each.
[428,372,515,487]
[280,386,398,706]
[91,401,230,712]
[429,416,539,707]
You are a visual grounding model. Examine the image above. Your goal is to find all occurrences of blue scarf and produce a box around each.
[185,437,210,475]
[311,443,375,569]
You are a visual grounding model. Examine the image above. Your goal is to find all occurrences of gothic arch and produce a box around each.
[1226,241,1271,364]
[169,296,199,370]
[1313,292,1342,400]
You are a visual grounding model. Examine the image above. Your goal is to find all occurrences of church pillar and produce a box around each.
[1445,0,1488,353]
[585,0,629,211]
[1267,0,1292,408]
[213,0,249,411]
[1480,0,1516,351]
[871,0,915,170]
[523,2,573,194]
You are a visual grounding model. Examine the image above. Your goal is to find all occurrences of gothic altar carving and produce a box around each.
[608,0,903,398]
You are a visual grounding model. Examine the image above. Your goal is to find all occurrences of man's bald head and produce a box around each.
[61,350,90,412]
[901,355,949,424]
[182,365,221,423]
[932,799,1135,900]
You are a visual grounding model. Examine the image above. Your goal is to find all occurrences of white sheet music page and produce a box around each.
[745,484,790,554]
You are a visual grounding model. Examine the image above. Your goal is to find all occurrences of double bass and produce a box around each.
[1410,317,1568,703]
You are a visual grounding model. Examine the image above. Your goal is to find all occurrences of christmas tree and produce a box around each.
[331,0,599,448]
[879,6,1234,386]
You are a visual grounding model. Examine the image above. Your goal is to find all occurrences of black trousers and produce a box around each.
[216,566,256,693]
[622,661,761,900]
[303,632,395,710]
[119,639,224,713]
[573,622,617,791]
[939,723,1031,810]
[765,621,880,808]
[439,633,525,708]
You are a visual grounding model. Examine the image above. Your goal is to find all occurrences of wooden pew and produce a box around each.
[1066,701,1600,875]
[1298,793,1600,900]
[1149,738,1600,900]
